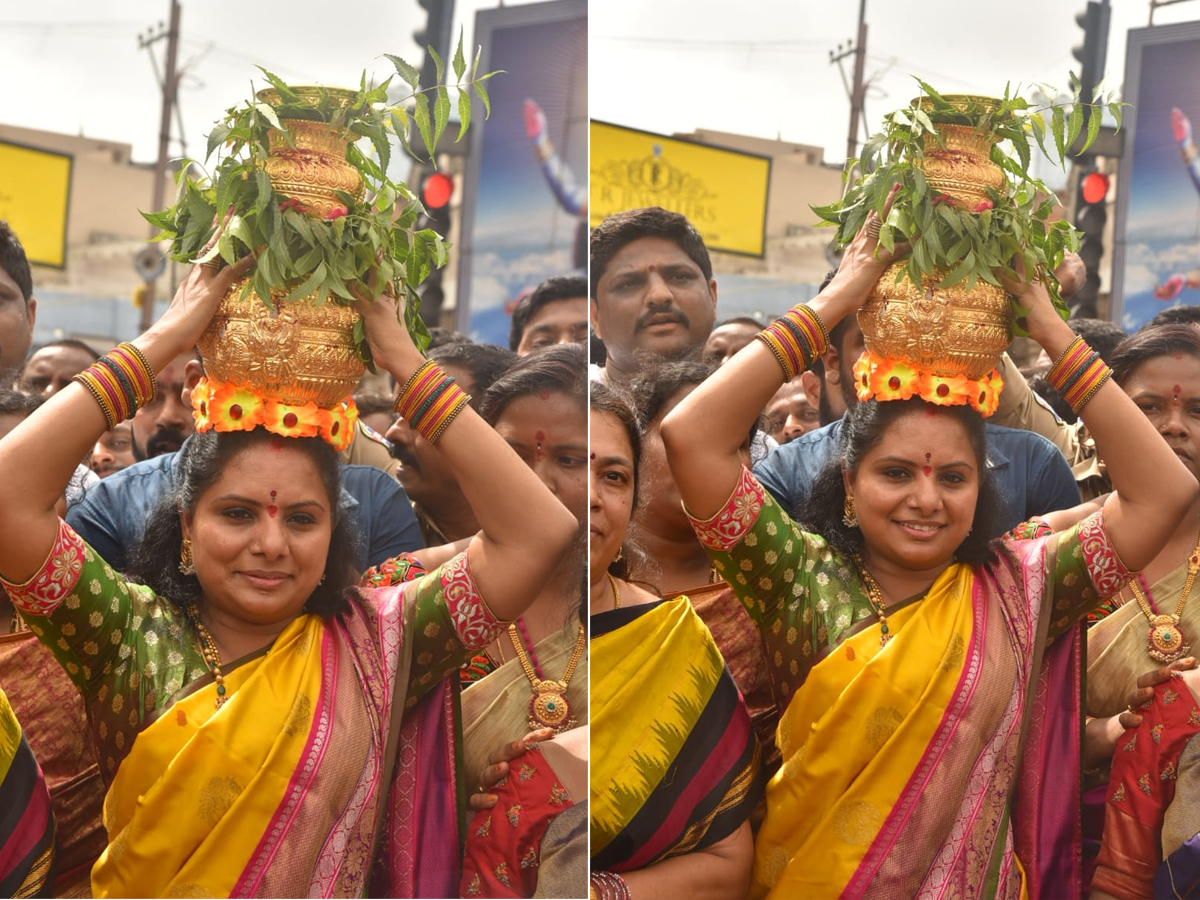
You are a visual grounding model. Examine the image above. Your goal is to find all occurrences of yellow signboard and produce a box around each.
[0,140,72,268]
[590,121,771,257]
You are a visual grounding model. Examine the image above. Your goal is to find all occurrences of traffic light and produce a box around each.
[414,166,455,328]
[413,0,455,93]
[1072,1,1111,106]
[1071,167,1109,317]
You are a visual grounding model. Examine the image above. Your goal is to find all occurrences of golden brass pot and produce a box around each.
[198,277,365,408]
[914,94,1005,208]
[858,263,1011,380]
[256,86,364,218]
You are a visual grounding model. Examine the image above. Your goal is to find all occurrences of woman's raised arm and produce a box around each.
[1019,277,1197,571]
[662,186,903,519]
[0,259,251,584]
[356,290,576,622]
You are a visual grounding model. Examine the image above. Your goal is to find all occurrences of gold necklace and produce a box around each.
[607,572,622,609]
[185,602,228,708]
[854,555,892,647]
[509,622,586,733]
[1129,531,1200,664]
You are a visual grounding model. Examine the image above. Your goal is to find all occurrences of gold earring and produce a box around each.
[842,495,859,528]
[179,538,195,576]
[613,546,624,564]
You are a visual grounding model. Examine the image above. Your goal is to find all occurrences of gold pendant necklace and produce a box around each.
[1129,531,1200,664]
[854,554,892,647]
[185,602,228,708]
[509,620,586,733]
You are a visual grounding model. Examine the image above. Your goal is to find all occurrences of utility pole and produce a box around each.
[829,0,869,161]
[139,0,181,332]
[848,0,868,161]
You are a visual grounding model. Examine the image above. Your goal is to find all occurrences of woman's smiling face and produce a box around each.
[182,442,332,628]
[847,407,980,575]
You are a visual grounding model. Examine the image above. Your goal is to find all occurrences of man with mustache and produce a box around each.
[590,207,719,388]
[590,207,779,465]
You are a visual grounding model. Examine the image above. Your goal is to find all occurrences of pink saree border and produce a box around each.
[920,560,1042,898]
[232,625,339,897]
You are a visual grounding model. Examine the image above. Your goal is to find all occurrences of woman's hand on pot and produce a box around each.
[466,728,555,812]
[353,273,424,377]
[827,183,910,311]
[146,215,254,357]
[1001,258,1073,350]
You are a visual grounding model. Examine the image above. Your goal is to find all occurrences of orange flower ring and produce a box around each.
[191,376,358,451]
[852,349,1003,416]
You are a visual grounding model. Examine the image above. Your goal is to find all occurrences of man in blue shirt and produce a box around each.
[753,312,1081,532]
[68,442,424,573]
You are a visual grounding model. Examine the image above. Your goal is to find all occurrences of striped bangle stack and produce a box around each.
[1047,335,1112,414]
[392,360,472,444]
[72,342,159,429]
[755,305,830,382]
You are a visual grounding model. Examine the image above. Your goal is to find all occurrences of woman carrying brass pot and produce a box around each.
[0,253,577,896]
[658,187,1198,899]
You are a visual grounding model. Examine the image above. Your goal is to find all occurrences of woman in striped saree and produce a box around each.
[589,382,763,899]
[660,202,1197,898]
[0,688,55,898]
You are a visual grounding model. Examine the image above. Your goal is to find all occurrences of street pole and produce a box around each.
[140,0,181,333]
[846,0,868,161]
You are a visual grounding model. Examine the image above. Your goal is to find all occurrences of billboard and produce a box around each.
[1111,20,1200,330]
[0,139,72,268]
[456,0,587,344]
[589,122,772,258]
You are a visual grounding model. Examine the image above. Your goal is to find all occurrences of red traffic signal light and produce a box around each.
[1081,171,1109,205]
[421,171,454,209]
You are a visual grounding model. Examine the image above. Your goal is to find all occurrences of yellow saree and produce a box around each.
[755,565,974,896]
[94,615,324,897]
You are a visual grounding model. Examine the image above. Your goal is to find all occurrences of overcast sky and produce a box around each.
[591,0,1200,166]
[0,0,534,164]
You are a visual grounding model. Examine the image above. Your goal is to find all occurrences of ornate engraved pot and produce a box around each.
[915,95,1005,208]
[858,263,1011,380]
[859,95,1011,379]
[199,277,365,408]
[199,88,367,407]
[256,86,364,217]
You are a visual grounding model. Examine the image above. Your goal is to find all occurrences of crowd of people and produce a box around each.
[2,175,1200,898]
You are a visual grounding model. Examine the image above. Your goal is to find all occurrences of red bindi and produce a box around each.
[270,437,285,452]
[923,466,932,476]
[590,452,596,460]
[535,431,546,442]
[1175,385,1183,396]
[539,390,550,401]
[267,490,278,517]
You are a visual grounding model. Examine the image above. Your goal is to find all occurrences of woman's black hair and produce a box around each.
[626,357,760,448]
[478,343,587,426]
[589,380,643,579]
[801,398,1001,566]
[128,429,359,618]
[1110,323,1200,387]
